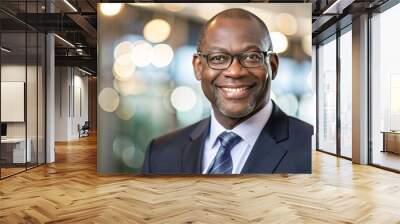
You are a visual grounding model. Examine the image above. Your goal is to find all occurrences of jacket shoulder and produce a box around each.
[287,116,314,136]
[152,118,208,146]
[141,118,209,174]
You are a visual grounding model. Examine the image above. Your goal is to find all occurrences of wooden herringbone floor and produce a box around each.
[1,134,400,224]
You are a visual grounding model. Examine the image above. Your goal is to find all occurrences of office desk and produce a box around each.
[1,138,31,163]
[382,131,400,154]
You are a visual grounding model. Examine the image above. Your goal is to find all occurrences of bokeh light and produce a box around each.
[113,74,147,96]
[113,54,136,81]
[170,86,197,111]
[164,3,185,12]
[112,136,144,169]
[100,3,123,16]
[151,44,174,67]
[302,34,312,56]
[177,97,204,126]
[162,89,176,114]
[131,40,153,67]
[276,13,298,36]
[143,19,171,43]
[113,136,132,159]
[270,32,288,53]
[98,87,120,112]
[113,41,134,60]
[122,144,144,169]
[115,96,136,121]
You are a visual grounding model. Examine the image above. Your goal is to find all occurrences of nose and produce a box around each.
[223,56,244,78]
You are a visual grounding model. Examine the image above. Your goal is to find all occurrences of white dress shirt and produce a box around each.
[202,100,274,174]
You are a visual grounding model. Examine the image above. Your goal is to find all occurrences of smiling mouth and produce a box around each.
[217,85,254,99]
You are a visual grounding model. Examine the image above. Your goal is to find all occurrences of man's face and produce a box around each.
[193,18,275,119]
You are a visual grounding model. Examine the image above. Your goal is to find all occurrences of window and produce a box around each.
[340,28,352,158]
[317,37,337,154]
[371,3,400,171]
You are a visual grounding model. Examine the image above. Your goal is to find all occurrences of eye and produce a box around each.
[242,52,263,62]
[208,54,229,64]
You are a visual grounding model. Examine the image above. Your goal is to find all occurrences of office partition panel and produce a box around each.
[38,32,45,165]
[0,1,47,179]
[27,31,37,169]
[0,30,28,178]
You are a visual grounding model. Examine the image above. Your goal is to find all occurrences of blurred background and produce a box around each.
[97,3,313,173]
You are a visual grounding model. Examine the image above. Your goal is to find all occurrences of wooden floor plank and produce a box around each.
[1,134,400,223]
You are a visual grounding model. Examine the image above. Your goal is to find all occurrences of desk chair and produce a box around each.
[78,121,90,138]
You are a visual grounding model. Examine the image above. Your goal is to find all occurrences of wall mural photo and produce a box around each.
[97,3,313,175]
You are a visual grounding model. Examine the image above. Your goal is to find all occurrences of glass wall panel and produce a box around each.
[371,4,400,171]
[1,30,28,177]
[38,32,45,165]
[318,37,337,154]
[36,0,46,165]
[0,1,46,179]
[27,0,40,169]
[27,31,38,169]
[339,29,352,158]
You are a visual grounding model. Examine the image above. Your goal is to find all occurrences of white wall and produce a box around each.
[55,66,69,141]
[71,73,89,138]
[54,67,89,141]
[1,64,46,164]
[1,65,38,138]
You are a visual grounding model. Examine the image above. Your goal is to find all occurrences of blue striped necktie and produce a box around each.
[207,131,242,174]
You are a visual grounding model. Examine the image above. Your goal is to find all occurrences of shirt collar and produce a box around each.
[208,99,273,148]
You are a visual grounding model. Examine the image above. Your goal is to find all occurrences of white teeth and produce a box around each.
[222,87,247,92]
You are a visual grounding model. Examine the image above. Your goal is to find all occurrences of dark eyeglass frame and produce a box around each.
[196,51,273,70]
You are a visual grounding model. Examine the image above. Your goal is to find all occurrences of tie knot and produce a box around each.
[218,131,241,150]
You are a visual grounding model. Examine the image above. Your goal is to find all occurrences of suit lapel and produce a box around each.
[181,118,210,174]
[241,103,290,174]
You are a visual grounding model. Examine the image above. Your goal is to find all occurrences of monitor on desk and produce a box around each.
[1,123,7,138]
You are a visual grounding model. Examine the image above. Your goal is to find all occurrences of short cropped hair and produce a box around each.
[196,8,273,52]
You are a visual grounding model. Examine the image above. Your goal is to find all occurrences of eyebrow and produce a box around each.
[204,45,263,53]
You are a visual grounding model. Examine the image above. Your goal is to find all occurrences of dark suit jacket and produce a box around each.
[141,103,313,174]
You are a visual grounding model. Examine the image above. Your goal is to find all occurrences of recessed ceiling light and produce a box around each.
[54,34,75,48]
[77,67,93,76]
[1,47,11,53]
[63,0,78,12]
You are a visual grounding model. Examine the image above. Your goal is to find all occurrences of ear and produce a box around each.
[269,53,279,80]
[192,54,203,81]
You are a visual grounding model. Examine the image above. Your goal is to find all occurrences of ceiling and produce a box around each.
[0,0,97,74]
[0,0,393,75]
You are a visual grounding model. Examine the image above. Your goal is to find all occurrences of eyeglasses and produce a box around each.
[197,51,273,70]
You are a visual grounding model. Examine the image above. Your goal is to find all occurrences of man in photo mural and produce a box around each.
[142,8,313,174]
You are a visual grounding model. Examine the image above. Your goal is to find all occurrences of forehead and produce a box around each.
[202,17,267,52]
